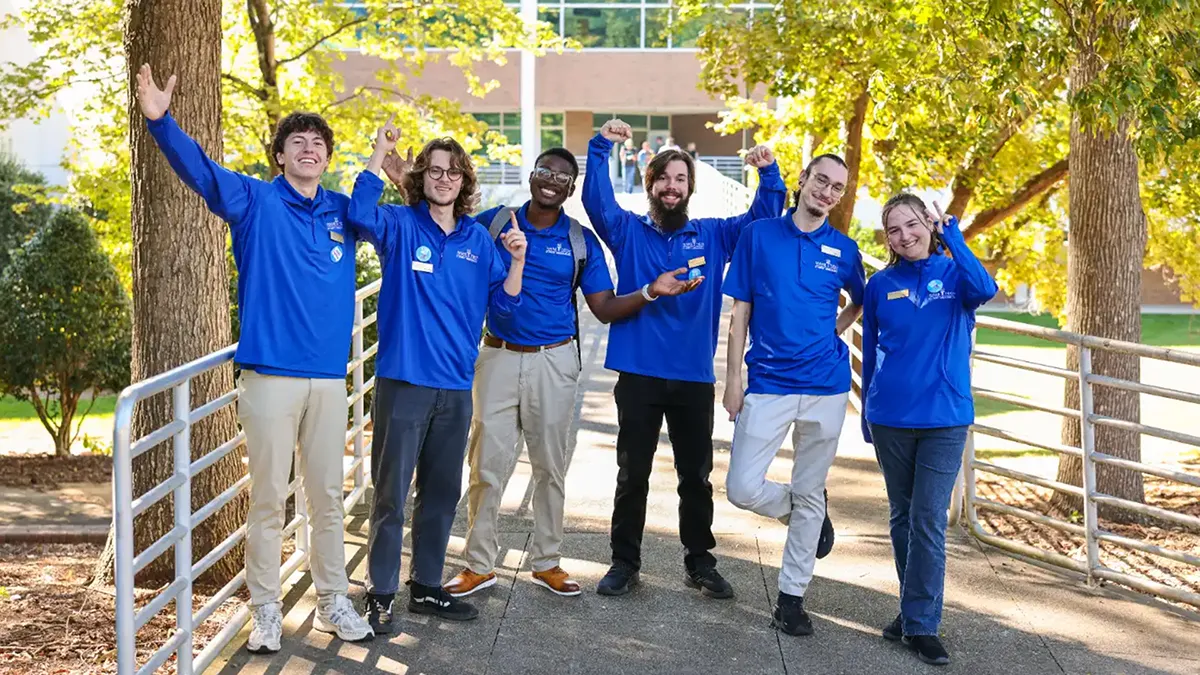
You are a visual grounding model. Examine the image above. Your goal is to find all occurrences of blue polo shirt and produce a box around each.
[582,133,787,383]
[146,112,356,379]
[347,171,520,391]
[476,203,613,346]
[724,212,866,395]
[860,219,998,440]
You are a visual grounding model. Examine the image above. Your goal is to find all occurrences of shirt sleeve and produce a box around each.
[715,162,787,257]
[487,245,521,318]
[860,280,879,443]
[579,228,615,295]
[941,217,999,310]
[346,171,403,253]
[582,134,637,255]
[844,244,867,306]
[145,112,255,226]
[723,226,756,302]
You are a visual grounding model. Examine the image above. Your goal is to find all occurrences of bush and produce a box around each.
[0,207,131,456]
[0,155,53,273]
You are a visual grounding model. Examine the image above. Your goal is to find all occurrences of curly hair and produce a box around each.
[644,149,695,195]
[270,112,334,171]
[400,138,480,219]
[881,192,940,267]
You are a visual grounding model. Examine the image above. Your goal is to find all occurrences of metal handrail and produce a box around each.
[113,283,382,675]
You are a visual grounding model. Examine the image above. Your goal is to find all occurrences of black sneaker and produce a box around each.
[904,635,950,666]
[882,614,903,641]
[684,566,734,599]
[596,565,639,596]
[771,592,814,636]
[816,489,835,559]
[366,593,394,635]
[407,582,479,622]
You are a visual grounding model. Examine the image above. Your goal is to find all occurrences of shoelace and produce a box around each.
[370,596,393,615]
[325,597,358,625]
[253,606,282,630]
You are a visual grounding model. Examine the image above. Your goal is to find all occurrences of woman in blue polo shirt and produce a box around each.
[860,193,998,666]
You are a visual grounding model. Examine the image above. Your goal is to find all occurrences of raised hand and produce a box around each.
[382,147,414,189]
[744,145,775,168]
[928,200,949,235]
[135,64,176,121]
[648,267,704,298]
[375,115,400,155]
[500,212,527,262]
[600,119,633,144]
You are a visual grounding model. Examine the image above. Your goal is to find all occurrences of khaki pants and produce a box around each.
[239,369,349,607]
[464,342,580,574]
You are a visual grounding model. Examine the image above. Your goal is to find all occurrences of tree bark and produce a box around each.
[93,0,246,589]
[827,86,869,234]
[246,0,281,174]
[1051,42,1146,522]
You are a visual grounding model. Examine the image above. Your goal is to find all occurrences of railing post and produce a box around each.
[173,381,194,675]
[1078,346,1101,586]
[113,396,136,675]
[353,296,366,496]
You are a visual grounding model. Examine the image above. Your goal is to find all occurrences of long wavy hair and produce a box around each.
[881,193,940,267]
[400,138,480,219]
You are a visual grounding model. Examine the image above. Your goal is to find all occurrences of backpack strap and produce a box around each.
[488,206,514,241]
[566,217,589,361]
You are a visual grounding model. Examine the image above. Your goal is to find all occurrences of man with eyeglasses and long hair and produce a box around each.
[721,153,866,638]
[377,147,705,599]
[346,117,527,631]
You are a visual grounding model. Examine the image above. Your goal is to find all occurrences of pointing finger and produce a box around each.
[508,212,521,232]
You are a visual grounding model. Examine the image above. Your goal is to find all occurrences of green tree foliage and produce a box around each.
[0,155,53,273]
[0,208,131,456]
[0,0,569,292]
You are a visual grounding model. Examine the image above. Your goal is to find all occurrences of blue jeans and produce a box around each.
[623,167,637,193]
[869,424,968,636]
[367,378,472,593]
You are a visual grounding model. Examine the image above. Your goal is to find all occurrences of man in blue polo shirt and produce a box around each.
[583,118,787,598]
[722,153,866,637]
[346,118,526,632]
[136,64,374,652]
[405,148,702,600]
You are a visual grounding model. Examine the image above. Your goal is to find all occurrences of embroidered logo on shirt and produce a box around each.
[330,245,343,263]
[457,248,480,263]
[545,243,572,257]
[416,246,432,262]
[326,218,344,231]
[927,279,944,293]
[682,239,705,250]
[815,259,838,273]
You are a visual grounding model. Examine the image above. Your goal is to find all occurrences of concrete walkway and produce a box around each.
[211,305,1200,675]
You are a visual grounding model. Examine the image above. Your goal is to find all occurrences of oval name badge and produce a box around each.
[330,245,343,263]
[416,245,433,262]
[927,279,944,293]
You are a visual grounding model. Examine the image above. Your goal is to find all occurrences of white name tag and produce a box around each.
[411,261,434,273]
[820,244,841,258]
[887,289,910,300]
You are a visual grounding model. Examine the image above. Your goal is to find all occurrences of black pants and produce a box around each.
[610,372,717,572]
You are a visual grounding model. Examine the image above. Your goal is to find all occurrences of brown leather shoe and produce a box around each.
[531,566,582,597]
[444,568,497,598]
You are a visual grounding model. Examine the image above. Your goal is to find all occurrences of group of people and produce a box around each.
[136,60,997,668]
[618,135,700,193]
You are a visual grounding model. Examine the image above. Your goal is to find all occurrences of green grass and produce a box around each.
[976,312,1200,348]
[0,394,117,421]
[974,447,1057,460]
[974,394,1028,418]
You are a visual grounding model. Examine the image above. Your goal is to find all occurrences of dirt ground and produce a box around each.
[976,473,1200,603]
[0,455,112,490]
[0,543,243,675]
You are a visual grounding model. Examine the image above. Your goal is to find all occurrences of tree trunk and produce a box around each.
[93,0,246,589]
[1051,43,1146,522]
[247,0,281,174]
[828,86,869,234]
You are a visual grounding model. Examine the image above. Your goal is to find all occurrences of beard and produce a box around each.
[648,192,690,232]
[804,203,825,218]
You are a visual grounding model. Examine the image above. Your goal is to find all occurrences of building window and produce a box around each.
[592,113,671,148]
[526,1,770,49]
[540,113,565,149]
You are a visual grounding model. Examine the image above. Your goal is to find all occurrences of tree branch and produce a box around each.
[278,16,372,66]
[964,157,1070,240]
[26,388,59,442]
[319,85,418,114]
[221,72,268,101]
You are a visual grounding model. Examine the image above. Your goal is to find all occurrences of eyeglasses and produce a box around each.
[427,166,464,182]
[533,167,574,186]
[810,173,846,197]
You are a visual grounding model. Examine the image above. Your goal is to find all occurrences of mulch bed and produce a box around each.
[0,455,112,490]
[975,473,1200,604]
[0,543,243,675]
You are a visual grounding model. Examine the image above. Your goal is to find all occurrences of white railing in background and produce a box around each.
[112,280,382,675]
[846,253,1200,610]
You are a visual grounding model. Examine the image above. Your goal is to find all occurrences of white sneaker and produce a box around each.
[247,602,283,654]
[314,595,375,642]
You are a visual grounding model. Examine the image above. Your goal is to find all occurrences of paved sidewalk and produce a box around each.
[211,307,1200,675]
[0,482,110,542]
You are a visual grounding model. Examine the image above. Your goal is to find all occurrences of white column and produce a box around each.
[520,0,539,185]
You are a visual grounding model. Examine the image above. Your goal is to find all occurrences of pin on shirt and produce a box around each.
[887,288,910,301]
[688,256,706,268]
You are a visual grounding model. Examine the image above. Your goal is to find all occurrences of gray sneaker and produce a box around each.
[247,602,283,653]
[314,595,374,642]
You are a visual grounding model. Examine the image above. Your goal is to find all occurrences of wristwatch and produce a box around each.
[641,283,658,301]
